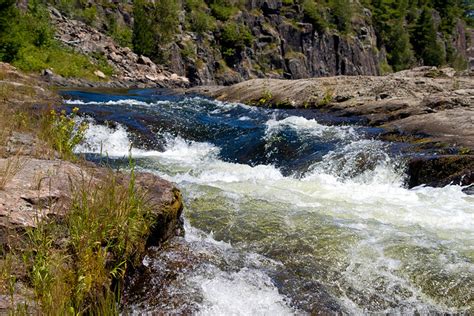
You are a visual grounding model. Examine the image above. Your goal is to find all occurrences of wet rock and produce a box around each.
[407,155,474,189]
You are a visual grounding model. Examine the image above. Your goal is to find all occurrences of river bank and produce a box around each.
[0,62,183,313]
[190,66,474,189]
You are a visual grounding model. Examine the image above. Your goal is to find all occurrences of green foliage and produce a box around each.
[330,0,352,33]
[132,0,155,57]
[0,0,111,80]
[20,164,155,314]
[318,87,334,106]
[155,0,181,44]
[82,6,97,26]
[302,0,328,33]
[41,107,88,159]
[0,0,53,62]
[220,21,253,64]
[387,21,414,71]
[132,0,180,62]
[368,0,466,70]
[107,15,133,48]
[411,7,445,67]
[185,0,217,34]
[209,0,239,21]
[256,89,273,106]
[12,44,113,79]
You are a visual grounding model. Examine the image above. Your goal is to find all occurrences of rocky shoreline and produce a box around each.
[0,63,184,312]
[190,67,474,189]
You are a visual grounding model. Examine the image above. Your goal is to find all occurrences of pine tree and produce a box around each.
[330,0,352,33]
[0,0,20,62]
[132,0,155,57]
[388,21,414,71]
[411,7,445,66]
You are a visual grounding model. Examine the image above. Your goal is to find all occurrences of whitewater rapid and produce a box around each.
[69,95,473,314]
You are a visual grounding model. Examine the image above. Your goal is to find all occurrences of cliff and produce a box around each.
[42,0,473,86]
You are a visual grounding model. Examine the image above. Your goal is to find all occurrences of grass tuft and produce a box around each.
[13,165,155,314]
[0,154,28,190]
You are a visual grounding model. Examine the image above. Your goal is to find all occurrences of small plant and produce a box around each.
[41,107,88,160]
[256,89,273,106]
[14,161,156,314]
[459,147,471,155]
[317,88,334,107]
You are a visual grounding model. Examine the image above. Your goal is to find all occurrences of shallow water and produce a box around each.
[64,89,474,314]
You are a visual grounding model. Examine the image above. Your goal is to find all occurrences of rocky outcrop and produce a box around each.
[170,3,382,85]
[47,8,189,88]
[0,155,183,246]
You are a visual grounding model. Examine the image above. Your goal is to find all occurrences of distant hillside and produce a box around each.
[1,0,472,85]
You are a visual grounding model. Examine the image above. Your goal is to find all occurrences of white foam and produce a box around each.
[265,116,357,141]
[65,99,159,107]
[74,121,135,156]
[193,268,294,316]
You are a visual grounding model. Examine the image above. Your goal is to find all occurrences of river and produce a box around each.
[62,89,473,315]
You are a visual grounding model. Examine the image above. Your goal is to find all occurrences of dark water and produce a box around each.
[62,89,474,315]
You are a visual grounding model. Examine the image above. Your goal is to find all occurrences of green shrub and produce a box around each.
[185,0,216,33]
[192,11,217,34]
[13,44,113,80]
[302,0,328,33]
[41,107,88,160]
[132,0,155,57]
[209,0,238,21]
[82,6,97,26]
[331,0,352,33]
[411,7,445,67]
[220,21,253,64]
[21,164,155,314]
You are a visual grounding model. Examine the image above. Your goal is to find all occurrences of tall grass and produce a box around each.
[13,165,155,314]
[0,154,28,190]
[40,107,88,160]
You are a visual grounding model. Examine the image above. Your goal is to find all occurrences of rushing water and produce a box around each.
[63,89,473,315]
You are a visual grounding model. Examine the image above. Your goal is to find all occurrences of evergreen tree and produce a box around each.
[0,0,20,62]
[154,0,181,44]
[330,0,352,33]
[132,0,155,57]
[371,0,413,71]
[388,21,414,71]
[411,7,445,66]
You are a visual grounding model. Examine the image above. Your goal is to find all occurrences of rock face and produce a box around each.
[48,9,189,88]
[170,4,382,85]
